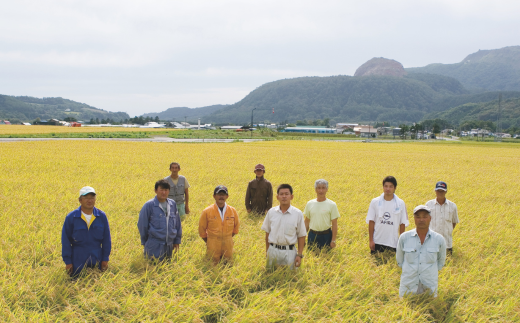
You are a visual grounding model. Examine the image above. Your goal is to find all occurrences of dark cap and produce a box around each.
[213,185,228,195]
[435,181,447,191]
[254,164,265,171]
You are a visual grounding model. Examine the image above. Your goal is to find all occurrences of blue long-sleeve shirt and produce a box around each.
[137,197,182,259]
[61,206,111,274]
[396,229,446,297]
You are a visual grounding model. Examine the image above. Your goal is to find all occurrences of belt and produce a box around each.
[270,243,295,250]
[309,228,332,235]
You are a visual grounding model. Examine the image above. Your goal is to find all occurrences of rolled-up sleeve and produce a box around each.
[261,213,270,233]
[296,213,307,238]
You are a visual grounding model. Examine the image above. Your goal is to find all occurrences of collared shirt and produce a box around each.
[217,203,227,221]
[396,229,447,297]
[426,198,459,248]
[261,205,306,245]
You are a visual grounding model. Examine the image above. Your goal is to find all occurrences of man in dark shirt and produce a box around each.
[245,164,273,215]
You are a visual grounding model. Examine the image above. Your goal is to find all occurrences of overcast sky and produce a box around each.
[1,0,519,116]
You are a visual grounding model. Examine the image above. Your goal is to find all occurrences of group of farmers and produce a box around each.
[62,163,458,298]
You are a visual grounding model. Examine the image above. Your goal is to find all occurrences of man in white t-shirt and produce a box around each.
[304,179,340,250]
[366,176,409,254]
[425,181,459,255]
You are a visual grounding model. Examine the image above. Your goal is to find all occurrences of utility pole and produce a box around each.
[496,93,502,142]
[184,116,187,128]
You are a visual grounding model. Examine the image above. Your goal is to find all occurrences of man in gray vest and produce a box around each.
[165,162,190,221]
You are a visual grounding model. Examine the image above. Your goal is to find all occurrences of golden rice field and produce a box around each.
[0,125,173,135]
[0,140,519,322]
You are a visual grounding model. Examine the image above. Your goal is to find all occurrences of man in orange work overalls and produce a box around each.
[199,185,240,264]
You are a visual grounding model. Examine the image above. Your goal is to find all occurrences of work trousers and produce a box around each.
[207,236,234,264]
[308,230,332,249]
[370,244,396,255]
[266,245,297,270]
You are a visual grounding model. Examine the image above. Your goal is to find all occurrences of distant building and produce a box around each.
[0,120,11,125]
[283,126,338,134]
[221,126,244,130]
[354,125,378,138]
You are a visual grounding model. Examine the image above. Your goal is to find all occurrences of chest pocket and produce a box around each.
[426,247,439,264]
[403,247,417,264]
[91,223,104,241]
[208,216,221,229]
[225,216,235,226]
[72,225,87,242]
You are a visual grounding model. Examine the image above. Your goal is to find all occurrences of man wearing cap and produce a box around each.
[396,205,447,297]
[164,162,190,221]
[262,184,306,270]
[425,181,459,255]
[199,185,240,264]
[245,164,273,215]
[61,186,112,276]
[366,176,409,254]
[304,179,340,250]
[138,179,182,261]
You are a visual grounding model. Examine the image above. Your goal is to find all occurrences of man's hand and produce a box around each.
[65,264,73,275]
[173,244,180,252]
[294,255,302,267]
[185,205,190,214]
[330,241,336,249]
[370,240,375,251]
[247,209,251,213]
[100,261,109,272]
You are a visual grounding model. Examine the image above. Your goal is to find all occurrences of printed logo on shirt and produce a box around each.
[380,212,394,225]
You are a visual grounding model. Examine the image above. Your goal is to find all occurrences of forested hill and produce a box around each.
[426,97,520,130]
[406,46,520,92]
[0,95,129,122]
[205,73,520,124]
[141,104,228,122]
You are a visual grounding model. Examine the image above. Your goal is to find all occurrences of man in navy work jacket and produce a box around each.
[62,186,112,276]
[138,179,182,260]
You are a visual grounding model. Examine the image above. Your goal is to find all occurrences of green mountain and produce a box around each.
[141,104,228,122]
[0,95,129,122]
[406,46,520,91]
[427,97,520,130]
[205,73,520,124]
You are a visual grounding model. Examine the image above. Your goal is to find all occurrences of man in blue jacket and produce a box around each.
[62,186,112,276]
[138,179,182,260]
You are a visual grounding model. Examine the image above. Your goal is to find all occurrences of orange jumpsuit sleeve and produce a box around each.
[199,209,208,238]
[233,208,240,235]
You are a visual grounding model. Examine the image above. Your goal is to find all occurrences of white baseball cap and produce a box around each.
[79,186,96,196]
[413,205,431,214]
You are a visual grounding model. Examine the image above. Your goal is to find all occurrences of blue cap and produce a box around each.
[435,181,447,191]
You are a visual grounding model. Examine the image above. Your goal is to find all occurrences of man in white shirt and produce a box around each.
[425,181,459,255]
[261,184,306,270]
[304,179,340,250]
[366,176,409,254]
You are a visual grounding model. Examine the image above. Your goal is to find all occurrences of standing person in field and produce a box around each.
[425,181,459,255]
[138,179,182,261]
[164,162,190,221]
[366,176,409,254]
[62,186,111,277]
[304,179,340,250]
[262,184,306,270]
[198,185,240,265]
[245,164,273,215]
[396,205,447,297]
